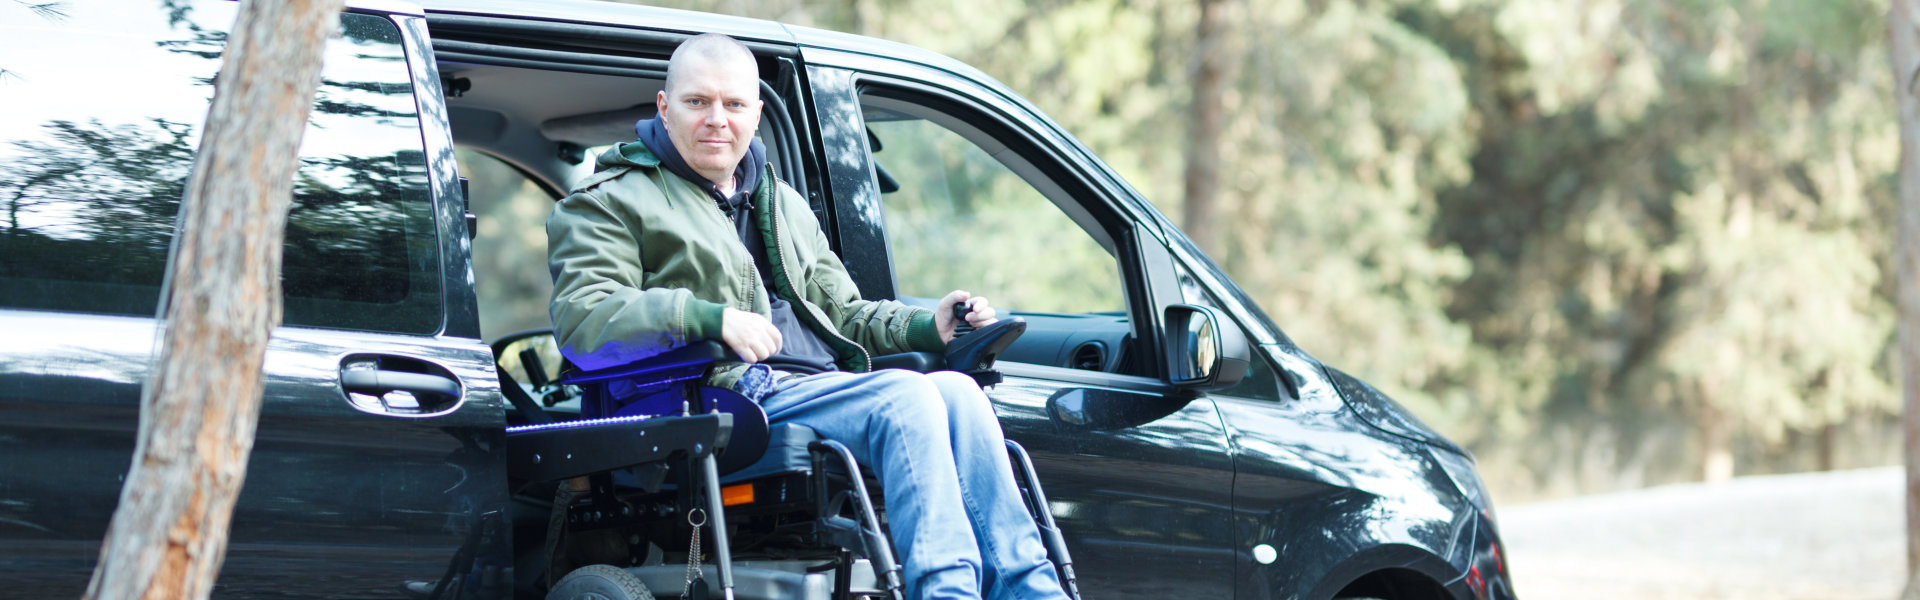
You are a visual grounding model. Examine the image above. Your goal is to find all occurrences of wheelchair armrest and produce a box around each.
[872,317,1027,375]
[559,340,738,385]
[504,412,731,482]
[945,317,1025,373]
[870,318,1025,387]
[870,352,947,373]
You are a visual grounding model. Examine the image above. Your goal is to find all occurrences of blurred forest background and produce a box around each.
[590,0,1900,504]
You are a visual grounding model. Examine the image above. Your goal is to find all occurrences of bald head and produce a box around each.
[664,33,756,95]
[656,32,764,194]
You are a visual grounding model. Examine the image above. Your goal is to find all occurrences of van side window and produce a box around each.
[458,148,558,339]
[859,99,1123,316]
[0,3,441,334]
[854,87,1141,373]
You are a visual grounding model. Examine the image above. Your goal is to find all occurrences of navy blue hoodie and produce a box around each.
[636,118,837,373]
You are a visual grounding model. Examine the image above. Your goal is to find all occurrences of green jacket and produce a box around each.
[547,143,944,389]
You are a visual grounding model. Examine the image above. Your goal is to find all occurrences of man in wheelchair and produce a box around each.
[542,32,1073,600]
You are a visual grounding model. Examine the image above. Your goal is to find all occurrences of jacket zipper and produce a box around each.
[659,168,759,311]
[761,168,871,371]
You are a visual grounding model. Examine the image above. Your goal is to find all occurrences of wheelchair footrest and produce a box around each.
[505,413,732,482]
[625,560,887,600]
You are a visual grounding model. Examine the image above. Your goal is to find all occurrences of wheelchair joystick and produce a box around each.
[952,302,975,338]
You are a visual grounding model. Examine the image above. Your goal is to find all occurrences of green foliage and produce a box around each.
[1422,0,1898,488]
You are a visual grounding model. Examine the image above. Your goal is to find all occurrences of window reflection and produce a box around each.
[0,2,440,334]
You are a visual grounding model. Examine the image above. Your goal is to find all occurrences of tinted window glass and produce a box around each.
[0,3,440,334]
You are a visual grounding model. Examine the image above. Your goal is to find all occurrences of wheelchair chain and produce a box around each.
[683,508,709,600]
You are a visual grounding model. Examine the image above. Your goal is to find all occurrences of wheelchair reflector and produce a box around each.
[722,483,755,506]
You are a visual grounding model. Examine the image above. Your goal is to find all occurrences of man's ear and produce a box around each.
[656,90,669,124]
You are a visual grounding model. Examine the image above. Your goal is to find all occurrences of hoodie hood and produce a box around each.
[632,117,764,215]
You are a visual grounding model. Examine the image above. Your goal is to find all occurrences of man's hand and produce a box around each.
[936,290,998,344]
[722,307,782,363]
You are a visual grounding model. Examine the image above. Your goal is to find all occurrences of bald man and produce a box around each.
[546,33,1071,600]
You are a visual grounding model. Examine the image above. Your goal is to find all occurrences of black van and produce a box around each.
[0,1,1514,599]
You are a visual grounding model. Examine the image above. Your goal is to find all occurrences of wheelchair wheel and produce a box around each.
[549,564,655,600]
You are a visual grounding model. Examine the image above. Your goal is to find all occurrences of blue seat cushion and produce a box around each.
[720,423,817,483]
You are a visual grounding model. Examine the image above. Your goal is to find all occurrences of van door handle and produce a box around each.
[340,367,464,416]
[341,370,462,399]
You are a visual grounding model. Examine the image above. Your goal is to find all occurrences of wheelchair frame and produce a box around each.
[497,332,1078,600]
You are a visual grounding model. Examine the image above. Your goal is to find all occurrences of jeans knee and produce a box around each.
[866,370,949,426]
[928,371,995,425]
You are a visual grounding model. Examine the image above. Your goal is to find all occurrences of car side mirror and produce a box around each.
[1164,304,1250,390]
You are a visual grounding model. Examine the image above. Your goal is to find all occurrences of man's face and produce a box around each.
[657,54,762,189]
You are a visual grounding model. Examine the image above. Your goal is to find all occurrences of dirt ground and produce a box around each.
[1498,466,1905,600]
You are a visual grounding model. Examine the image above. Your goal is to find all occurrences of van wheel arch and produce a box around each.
[1332,566,1451,600]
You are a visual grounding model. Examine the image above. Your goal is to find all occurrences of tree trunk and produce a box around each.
[845,0,864,36]
[82,2,341,599]
[1817,421,1836,472]
[1893,0,1920,593]
[1182,0,1229,258]
[1698,394,1734,483]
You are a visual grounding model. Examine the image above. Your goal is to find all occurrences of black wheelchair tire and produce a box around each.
[548,564,655,600]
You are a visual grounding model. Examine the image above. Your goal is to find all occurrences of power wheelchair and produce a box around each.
[493,317,1080,600]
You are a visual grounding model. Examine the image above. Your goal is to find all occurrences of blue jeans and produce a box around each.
[734,366,1068,600]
